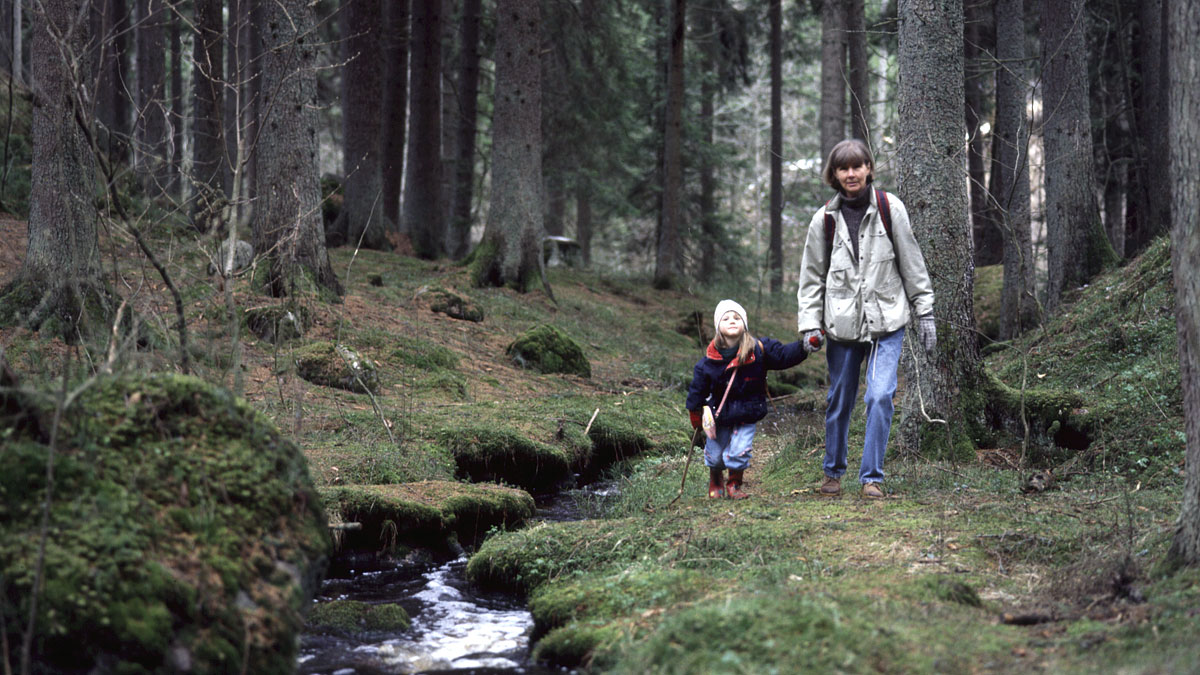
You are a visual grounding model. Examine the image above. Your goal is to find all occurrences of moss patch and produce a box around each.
[506,324,591,378]
[245,303,310,343]
[442,426,572,492]
[0,374,330,674]
[306,600,410,635]
[320,481,535,552]
[293,341,380,393]
[429,288,484,322]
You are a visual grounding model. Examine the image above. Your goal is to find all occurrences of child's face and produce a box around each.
[718,311,744,341]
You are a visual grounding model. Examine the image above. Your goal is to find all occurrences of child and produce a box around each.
[686,300,807,499]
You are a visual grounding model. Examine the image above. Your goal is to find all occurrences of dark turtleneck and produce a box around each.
[840,188,871,261]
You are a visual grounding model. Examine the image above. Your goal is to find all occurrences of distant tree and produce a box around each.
[380,0,409,231]
[1125,0,1169,256]
[448,0,481,259]
[0,0,113,339]
[768,0,782,294]
[254,0,342,298]
[992,0,1037,339]
[169,7,182,198]
[1168,0,1200,569]
[1041,0,1116,312]
[696,0,717,280]
[847,0,869,142]
[965,0,1000,266]
[94,0,131,165]
[404,0,444,258]
[655,0,685,290]
[471,0,543,292]
[190,0,224,230]
[135,0,168,199]
[819,0,846,158]
[336,0,389,250]
[895,0,982,454]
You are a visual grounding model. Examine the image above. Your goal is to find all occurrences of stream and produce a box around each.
[296,481,618,674]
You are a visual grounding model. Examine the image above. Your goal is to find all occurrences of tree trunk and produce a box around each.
[190,0,224,230]
[223,0,240,201]
[654,0,685,290]
[338,0,389,250]
[135,0,167,199]
[1126,0,1169,256]
[697,0,716,281]
[169,8,182,199]
[1167,0,1200,569]
[576,177,592,266]
[895,0,981,457]
[254,0,341,298]
[847,0,869,142]
[380,0,408,232]
[449,0,481,259]
[993,0,1037,340]
[11,0,21,84]
[0,0,111,339]
[95,0,130,166]
[1041,0,1115,312]
[965,0,1000,266]
[819,0,846,158]
[471,0,542,292]
[768,0,782,294]
[441,0,458,246]
[404,0,444,259]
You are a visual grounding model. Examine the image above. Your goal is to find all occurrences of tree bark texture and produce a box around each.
[169,9,182,198]
[993,0,1037,339]
[449,0,481,259]
[135,0,168,198]
[191,0,224,229]
[95,0,130,165]
[472,0,541,291]
[895,0,981,456]
[769,0,782,294]
[338,0,389,250]
[381,0,409,231]
[2,0,109,336]
[847,0,869,143]
[1041,0,1114,312]
[404,0,444,258]
[254,0,341,298]
[654,0,685,290]
[819,0,846,158]
[697,0,716,281]
[1126,0,1169,256]
[965,0,999,266]
[1167,0,1200,568]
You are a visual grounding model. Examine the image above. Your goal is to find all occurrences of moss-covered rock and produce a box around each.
[430,288,484,322]
[245,303,310,343]
[306,600,410,635]
[0,374,330,674]
[506,324,591,378]
[320,481,536,552]
[294,341,380,393]
[442,426,572,492]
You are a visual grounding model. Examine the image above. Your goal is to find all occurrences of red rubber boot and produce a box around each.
[726,469,750,499]
[708,467,726,499]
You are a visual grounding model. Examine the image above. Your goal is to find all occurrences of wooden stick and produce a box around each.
[583,407,600,436]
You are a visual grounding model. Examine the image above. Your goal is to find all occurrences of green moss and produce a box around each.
[390,337,460,370]
[506,324,591,378]
[442,426,572,492]
[0,374,330,674]
[429,288,484,322]
[307,600,411,634]
[533,623,621,669]
[244,303,311,343]
[293,341,380,393]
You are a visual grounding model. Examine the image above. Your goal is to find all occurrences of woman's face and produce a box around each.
[835,162,871,197]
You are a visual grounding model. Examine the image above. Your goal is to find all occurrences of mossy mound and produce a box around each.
[430,288,484,322]
[245,303,310,343]
[974,263,1003,343]
[442,426,572,492]
[294,341,380,393]
[321,481,536,552]
[506,324,591,378]
[306,600,410,635]
[0,374,330,674]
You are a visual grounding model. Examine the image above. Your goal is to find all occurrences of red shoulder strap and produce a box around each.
[876,188,893,241]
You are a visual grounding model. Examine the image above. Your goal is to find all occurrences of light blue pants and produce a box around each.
[704,423,756,471]
[823,328,904,484]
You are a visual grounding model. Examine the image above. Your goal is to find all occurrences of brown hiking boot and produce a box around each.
[708,467,726,499]
[862,482,885,499]
[726,469,750,500]
[819,475,841,497]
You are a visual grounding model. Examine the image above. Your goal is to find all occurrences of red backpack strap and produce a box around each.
[875,188,894,244]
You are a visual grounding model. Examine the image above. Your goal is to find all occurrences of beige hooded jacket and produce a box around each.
[796,189,934,342]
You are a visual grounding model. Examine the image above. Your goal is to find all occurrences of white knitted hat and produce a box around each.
[713,299,748,334]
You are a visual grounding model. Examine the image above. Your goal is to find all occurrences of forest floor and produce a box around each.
[1,214,1197,673]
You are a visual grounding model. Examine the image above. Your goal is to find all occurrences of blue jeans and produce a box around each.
[823,328,904,484]
[705,423,756,471]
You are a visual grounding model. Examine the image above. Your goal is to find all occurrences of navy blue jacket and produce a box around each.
[685,337,807,428]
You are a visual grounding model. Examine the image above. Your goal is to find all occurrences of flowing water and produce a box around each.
[297,481,617,674]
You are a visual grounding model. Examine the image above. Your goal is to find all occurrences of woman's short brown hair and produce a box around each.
[822,139,874,189]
